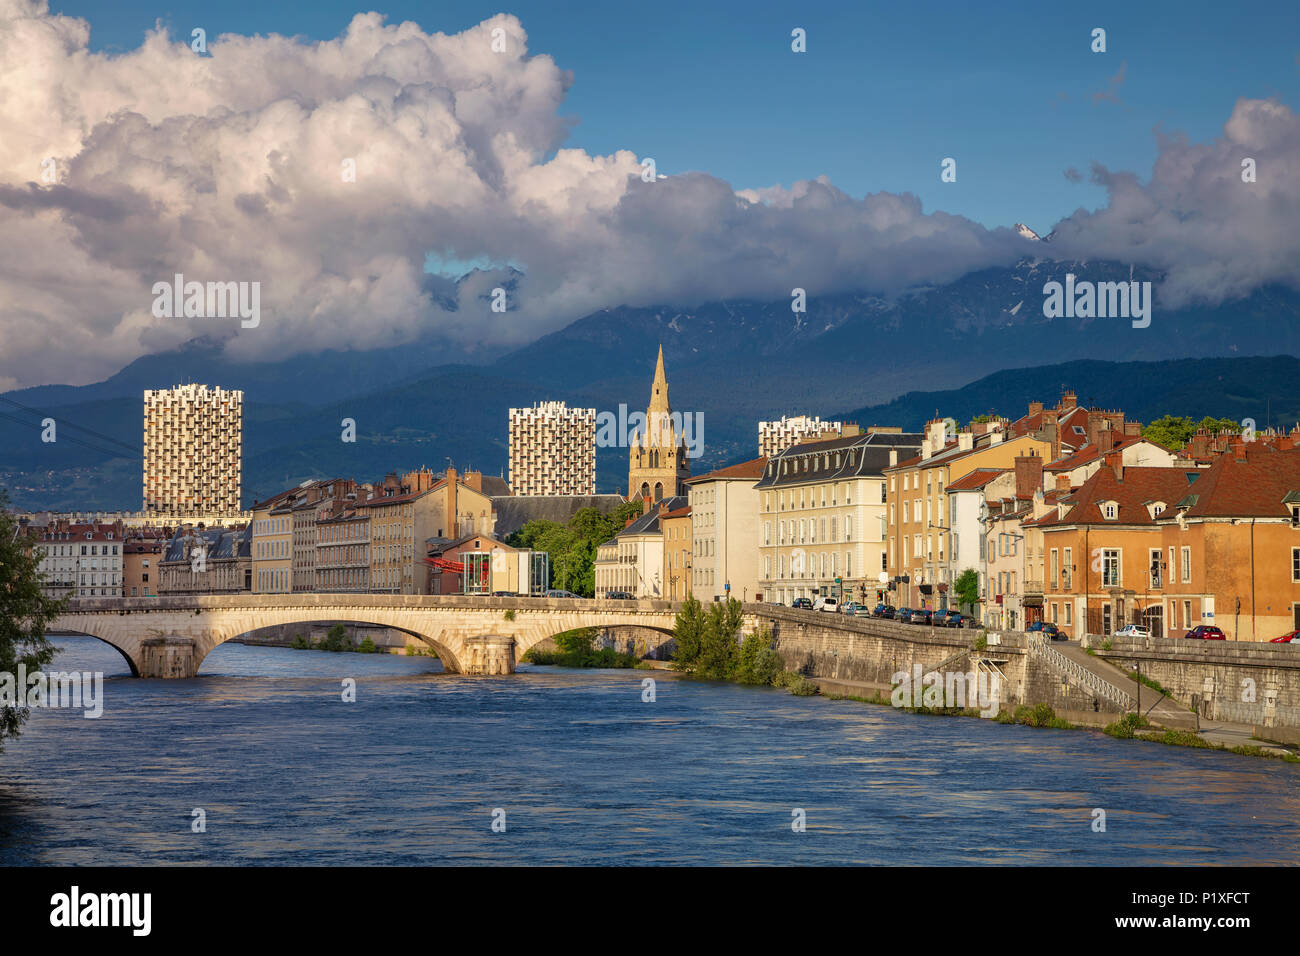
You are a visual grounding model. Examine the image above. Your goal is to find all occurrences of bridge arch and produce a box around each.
[47,628,141,677]
[211,620,461,672]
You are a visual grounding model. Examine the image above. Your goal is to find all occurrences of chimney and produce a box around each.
[1014,451,1044,498]
[1105,450,1123,481]
[1190,429,1209,460]
[958,432,974,452]
[463,470,482,492]
[642,497,652,515]
[1123,420,1141,437]
[1028,401,1044,416]
[1059,389,1077,410]
[1055,472,1071,492]
[989,429,1003,446]
[889,448,898,468]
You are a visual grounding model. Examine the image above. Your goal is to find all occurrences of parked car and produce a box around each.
[1041,622,1065,641]
[853,604,875,617]
[936,610,965,628]
[870,603,890,618]
[791,597,814,610]
[1186,624,1226,640]
[1270,630,1300,643]
[1114,624,1152,639]
[814,596,839,613]
[842,601,865,616]
[892,606,912,621]
[545,589,579,599]
[909,609,933,625]
[603,590,635,600]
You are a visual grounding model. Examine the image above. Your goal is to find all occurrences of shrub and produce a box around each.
[1103,712,1151,739]
[786,674,819,697]
[357,637,377,654]
[504,609,516,621]
[735,630,780,685]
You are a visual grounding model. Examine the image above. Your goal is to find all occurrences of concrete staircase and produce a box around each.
[1036,638,1198,730]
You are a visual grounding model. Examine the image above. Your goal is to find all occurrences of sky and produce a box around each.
[1,0,1298,389]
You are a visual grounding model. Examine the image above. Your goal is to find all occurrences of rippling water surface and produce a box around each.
[1,637,1297,865]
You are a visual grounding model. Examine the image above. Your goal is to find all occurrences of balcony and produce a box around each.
[1024,578,1044,596]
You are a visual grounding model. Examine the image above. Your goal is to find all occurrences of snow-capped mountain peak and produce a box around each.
[1013,223,1042,241]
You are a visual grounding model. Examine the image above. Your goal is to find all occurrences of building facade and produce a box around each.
[757,416,851,459]
[687,457,765,603]
[508,401,596,495]
[756,430,922,606]
[142,383,243,520]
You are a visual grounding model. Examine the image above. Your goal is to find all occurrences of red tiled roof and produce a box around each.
[661,506,692,519]
[946,468,1009,491]
[687,456,767,482]
[1162,446,1300,519]
[1040,465,1201,527]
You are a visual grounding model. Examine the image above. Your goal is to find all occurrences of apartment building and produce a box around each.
[756,430,922,606]
[122,537,165,597]
[886,420,1053,612]
[757,416,856,459]
[594,497,686,598]
[1037,459,1203,639]
[686,457,766,603]
[943,468,1015,618]
[142,383,243,520]
[1151,445,1300,640]
[508,401,595,495]
[251,487,298,594]
[662,504,692,600]
[32,524,123,598]
[290,479,358,592]
[315,508,370,592]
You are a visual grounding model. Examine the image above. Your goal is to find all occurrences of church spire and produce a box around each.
[649,343,670,413]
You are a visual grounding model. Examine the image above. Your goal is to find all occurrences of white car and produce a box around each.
[813,597,839,613]
[1114,624,1152,638]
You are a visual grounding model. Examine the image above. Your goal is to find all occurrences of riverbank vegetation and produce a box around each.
[521,628,640,668]
[670,596,812,694]
[290,625,378,653]
[506,504,643,597]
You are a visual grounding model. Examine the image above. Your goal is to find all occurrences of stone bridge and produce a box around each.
[51,594,745,677]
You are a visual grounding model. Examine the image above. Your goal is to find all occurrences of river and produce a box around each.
[1,636,1297,865]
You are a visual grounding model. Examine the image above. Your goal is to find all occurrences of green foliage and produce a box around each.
[1013,703,1070,728]
[318,624,351,652]
[522,628,637,668]
[973,631,988,651]
[503,609,515,621]
[696,599,745,680]
[783,673,819,696]
[953,568,980,609]
[290,634,310,649]
[1103,712,1151,738]
[734,630,781,685]
[671,595,706,672]
[0,490,66,752]
[1142,414,1240,451]
[357,637,377,654]
[505,503,643,597]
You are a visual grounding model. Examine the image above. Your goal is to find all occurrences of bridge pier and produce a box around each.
[461,636,516,675]
[139,636,200,679]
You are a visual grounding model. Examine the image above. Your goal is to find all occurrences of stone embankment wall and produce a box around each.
[1085,634,1300,739]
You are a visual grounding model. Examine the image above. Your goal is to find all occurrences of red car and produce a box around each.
[1270,631,1300,644]
[1186,625,1226,640]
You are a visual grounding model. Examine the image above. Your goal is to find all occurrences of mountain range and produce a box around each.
[3,255,1298,511]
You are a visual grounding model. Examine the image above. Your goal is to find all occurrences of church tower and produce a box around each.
[628,345,691,501]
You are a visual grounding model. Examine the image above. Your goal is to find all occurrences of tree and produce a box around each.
[671,595,705,671]
[696,598,745,680]
[953,569,980,612]
[1142,414,1240,451]
[0,490,65,753]
[735,629,781,685]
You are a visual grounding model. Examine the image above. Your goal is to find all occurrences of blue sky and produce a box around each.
[51,0,1300,234]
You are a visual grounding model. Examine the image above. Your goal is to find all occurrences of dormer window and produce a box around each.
[1284,492,1300,527]
[1146,501,1166,520]
[1100,501,1118,520]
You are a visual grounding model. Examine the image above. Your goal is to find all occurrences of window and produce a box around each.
[1051,603,1058,623]
[1183,600,1192,627]
[1181,546,1190,583]
[1063,548,1073,588]
[1293,548,1300,583]
[1050,549,1059,588]
[1149,549,1163,589]
[1065,603,1072,625]
[1102,549,1121,588]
